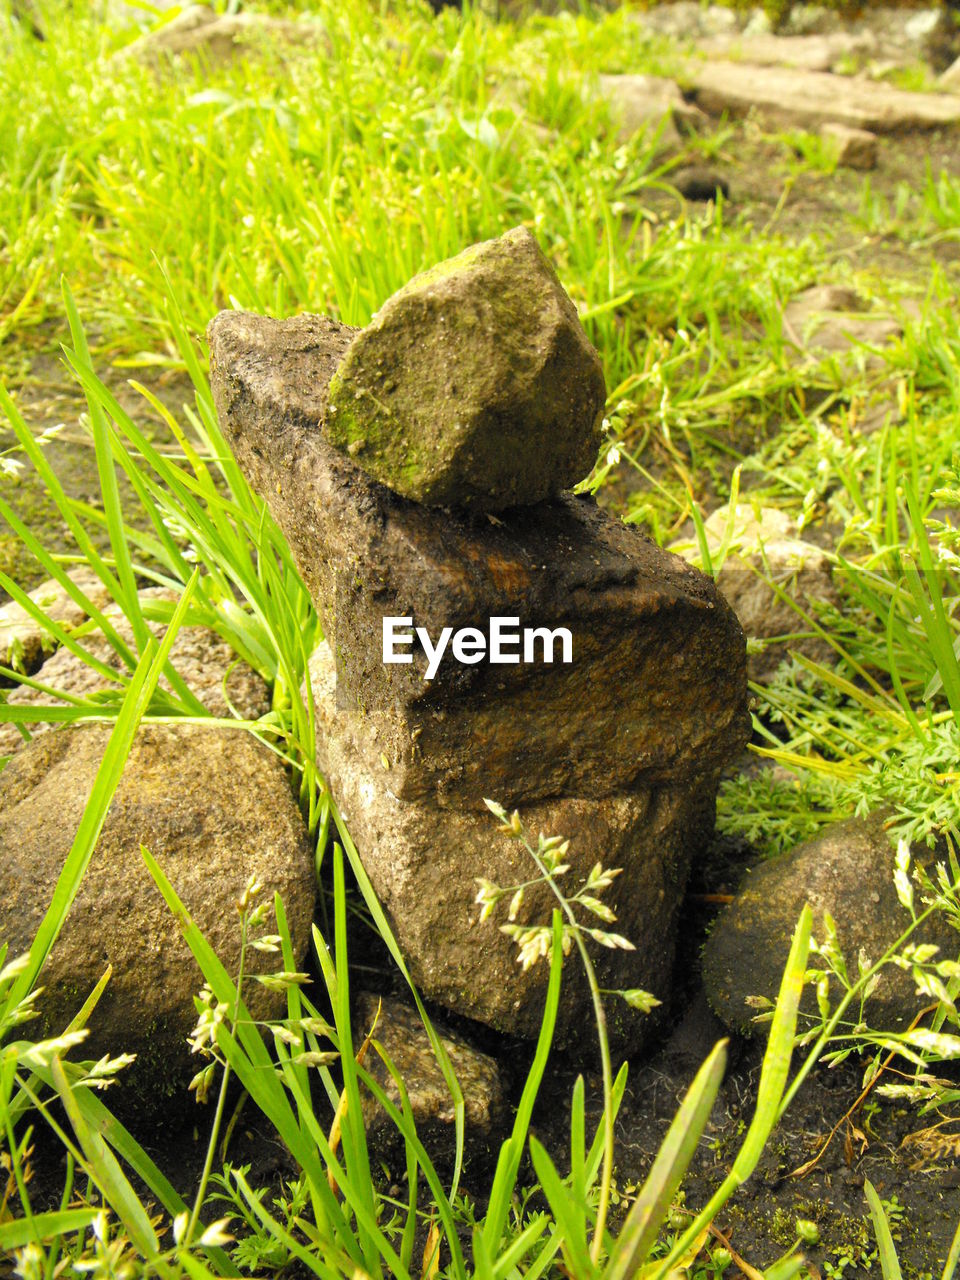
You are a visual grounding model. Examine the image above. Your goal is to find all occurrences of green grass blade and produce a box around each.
[865,1179,904,1280]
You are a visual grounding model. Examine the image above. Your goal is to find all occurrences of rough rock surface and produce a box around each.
[208,307,748,809]
[690,505,838,681]
[0,568,110,675]
[782,284,901,375]
[703,814,960,1036]
[595,75,704,147]
[323,227,606,511]
[0,723,316,1121]
[116,4,327,64]
[821,122,878,172]
[687,61,960,133]
[355,993,506,1167]
[696,32,875,73]
[312,644,712,1052]
[0,588,270,758]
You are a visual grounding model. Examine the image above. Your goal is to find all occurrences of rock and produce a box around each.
[0,568,110,675]
[703,814,960,1036]
[672,167,731,202]
[783,4,957,66]
[687,60,960,133]
[696,32,875,73]
[115,4,327,65]
[821,122,878,171]
[0,723,316,1122]
[312,643,713,1053]
[0,588,270,759]
[940,54,960,91]
[209,308,747,808]
[703,505,838,681]
[782,284,901,375]
[595,75,705,147]
[322,228,605,511]
[354,993,506,1168]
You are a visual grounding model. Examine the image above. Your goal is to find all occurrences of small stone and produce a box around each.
[782,284,901,376]
[114,3,328,65]
[0,588,270,759]
[595,75,705,147]
[821,122,878,171]
[0,568,110,675]
[0,723,316,1124]
[354,993,506,1169]
[703,814,959,1036]
[680,505,837,681]
[323,227,607,511]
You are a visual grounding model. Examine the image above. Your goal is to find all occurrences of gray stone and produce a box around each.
[0,568,110,675]
[354,993,506,1168]
[0,588,270,759]
[821,122,878,171]
[208,307,748,810]
[323,228,606,511]
[782,284,901,375]
[312,644,710,1054]
[696,32,875,73]
[0,723,316,1122]
[703,814,960,1036]
[682,505,838,682]
[115,4,328,65]
[595,75,705,148]
[687,60,960,132]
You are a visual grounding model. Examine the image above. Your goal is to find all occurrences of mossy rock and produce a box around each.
[325,226,606,512]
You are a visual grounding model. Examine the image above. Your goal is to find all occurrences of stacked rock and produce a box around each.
[208,226,749,1054]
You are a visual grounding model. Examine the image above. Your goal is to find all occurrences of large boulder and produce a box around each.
[208,309,748,810]
[703,814,960,1037]
[324,228,606,511]
[312,644,712,1053]
[0,723,316,1122]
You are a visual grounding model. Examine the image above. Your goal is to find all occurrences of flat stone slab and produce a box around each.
[326,227,606,511]
[208,309,749,810]
[696,32,875,73]
[687,60,960,133]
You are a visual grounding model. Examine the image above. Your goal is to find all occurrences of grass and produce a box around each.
[3,0,960,1275]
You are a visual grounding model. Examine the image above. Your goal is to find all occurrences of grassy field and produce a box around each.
[3,1,960,1276]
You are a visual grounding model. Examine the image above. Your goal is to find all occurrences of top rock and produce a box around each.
[325,227,606,511]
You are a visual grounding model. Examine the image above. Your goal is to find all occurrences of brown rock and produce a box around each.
[595,75,705,147]
[324,228,606,511]
[821,122,878,171]
[0,568,110,675]
[0,588,270,759]
[782,284,901,375]
[354,993,506,1168]
[208,309,749,810]
[703,814,959,1036]
[312,644,710,1053]
[0,723,316,1122]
